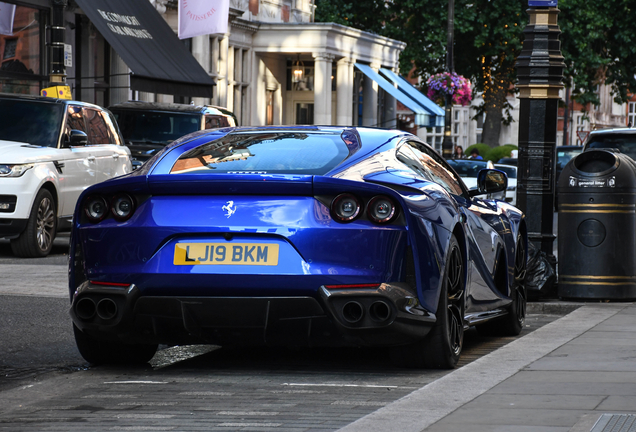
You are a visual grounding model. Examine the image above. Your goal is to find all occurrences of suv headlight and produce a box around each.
[0,164,34,177]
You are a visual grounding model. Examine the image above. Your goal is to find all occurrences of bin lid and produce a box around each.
[558,149,636,191]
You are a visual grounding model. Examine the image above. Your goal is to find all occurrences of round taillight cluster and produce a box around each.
[367,196,397,223]
[84,194,136,223]
[331,193,362,222]
[330,193,398,224]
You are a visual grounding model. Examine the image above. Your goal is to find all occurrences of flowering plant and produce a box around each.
[426,72,472,106]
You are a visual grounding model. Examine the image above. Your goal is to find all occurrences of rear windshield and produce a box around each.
[170,131,350,175]
[0,99,64,147]
[586,134,636,160]
[494,165,516,179]
[112,110,201,145]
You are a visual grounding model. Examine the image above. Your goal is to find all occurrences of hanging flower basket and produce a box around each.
[426,72,472,107]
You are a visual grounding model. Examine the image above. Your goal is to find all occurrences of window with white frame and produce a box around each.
[629,102,636,127]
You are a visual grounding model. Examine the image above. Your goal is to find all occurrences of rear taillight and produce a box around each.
[84,195,108,222]
[331,193,362,222]
[111,193,135,221]
[367,195,397,224]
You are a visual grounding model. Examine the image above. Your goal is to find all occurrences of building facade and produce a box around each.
[0,0,445,133]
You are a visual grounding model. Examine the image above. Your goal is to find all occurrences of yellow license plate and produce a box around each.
[174,243,279,266]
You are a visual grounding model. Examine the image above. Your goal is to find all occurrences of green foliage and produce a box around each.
[465,143,492,159]
[315,0,636,131]
[484,144,518,162]
[559,0,636,107]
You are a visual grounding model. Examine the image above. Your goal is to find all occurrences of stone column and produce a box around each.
[313,52,334,125]
[336,57,354,126]
[217,36,229,108]
[191,35,211,106]
[362,63,379,127]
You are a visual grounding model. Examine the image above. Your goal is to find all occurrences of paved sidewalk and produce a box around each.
[340,303,636,432]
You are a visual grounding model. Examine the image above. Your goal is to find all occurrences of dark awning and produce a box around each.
[75,0,214,98]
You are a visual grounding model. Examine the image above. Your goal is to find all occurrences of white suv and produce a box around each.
[0,94,131,257]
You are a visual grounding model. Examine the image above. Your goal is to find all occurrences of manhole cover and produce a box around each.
[592,414,636,432]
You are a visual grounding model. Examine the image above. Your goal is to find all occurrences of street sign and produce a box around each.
[529,1,558,6]
[577,130,590,143]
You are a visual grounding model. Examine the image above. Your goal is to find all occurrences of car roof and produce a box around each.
[448,159,490,165]
[0,92,107,110]
[588,128,636,136]
[108,100,232,116]
[494,163,516,169]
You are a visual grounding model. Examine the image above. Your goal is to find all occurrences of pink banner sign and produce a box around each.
[178,0,229,39]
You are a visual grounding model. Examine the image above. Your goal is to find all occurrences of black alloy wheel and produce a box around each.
[11,189,57,257]
[390,234,465,369]
[444,241,465,358]
[509,234,528,332]
[476,233,527,337]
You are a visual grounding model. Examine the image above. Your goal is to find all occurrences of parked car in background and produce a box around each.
[446,159,508,201]
[0,93,131,257]
[108,101,238,166]
[583,129,636,159]
[556,145,583,182]
[69,126,527,369]
[497,157,518,166]
[494,163,518,206]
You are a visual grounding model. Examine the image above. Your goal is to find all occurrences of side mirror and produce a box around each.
[67,130,88,147]
[469,169,508,197]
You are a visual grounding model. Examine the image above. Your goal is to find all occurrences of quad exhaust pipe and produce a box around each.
[342,301,364,323]
[76,297,96,320]
[369,301,391,322]
[96,298,118,320]
[75,297,119,321]
[339,299,393,325]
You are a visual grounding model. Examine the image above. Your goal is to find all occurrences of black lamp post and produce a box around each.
[441,0,455,159]
[515,0,564,264]
[49,0,68,86]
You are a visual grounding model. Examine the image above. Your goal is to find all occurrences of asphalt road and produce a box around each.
[0,231,565,431]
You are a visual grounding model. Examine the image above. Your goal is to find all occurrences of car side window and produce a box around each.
[396,145,433,181]
[205,115,222,129]
[65,105,87,145]
[103,111,123,145]
[84,108,111,145]
[407,142,464,196]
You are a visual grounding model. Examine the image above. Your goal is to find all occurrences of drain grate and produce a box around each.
[592,414,636,432]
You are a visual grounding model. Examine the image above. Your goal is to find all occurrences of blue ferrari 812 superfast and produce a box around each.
[69,126,527,369]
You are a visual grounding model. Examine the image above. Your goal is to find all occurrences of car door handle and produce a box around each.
[87,156,96,162]
[112,154,119,160]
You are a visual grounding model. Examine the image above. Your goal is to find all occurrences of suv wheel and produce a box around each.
[11,189,57,257]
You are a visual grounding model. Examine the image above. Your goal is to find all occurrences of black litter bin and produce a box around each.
[558,149,636,300]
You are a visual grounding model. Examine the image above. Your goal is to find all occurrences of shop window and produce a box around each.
[0,5,46,94]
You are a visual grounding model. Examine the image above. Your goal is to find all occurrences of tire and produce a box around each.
[476,233,527,337]
[73,324,158,365]
[11,189,57,258]
[391,235,465,369]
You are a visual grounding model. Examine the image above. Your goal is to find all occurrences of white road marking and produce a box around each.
[103,381,169,385]
[282,383,402,389]
[216,411,280,416]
